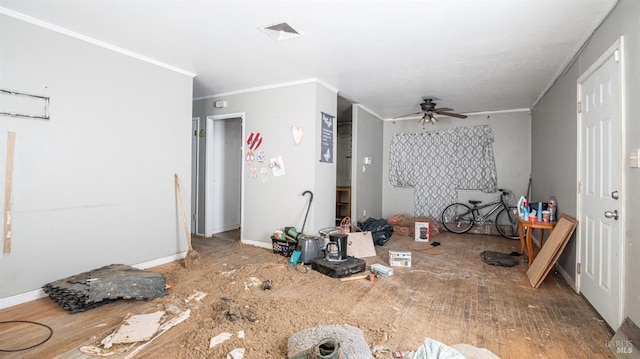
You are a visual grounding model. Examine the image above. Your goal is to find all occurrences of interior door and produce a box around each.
[578,43,622,330]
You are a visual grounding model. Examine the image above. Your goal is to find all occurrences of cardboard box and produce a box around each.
[371,263,394,277]
[389,250,411,267]
[414,221,430,242]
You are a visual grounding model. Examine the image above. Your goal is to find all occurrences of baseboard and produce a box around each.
[0,252,188,310]
[212,224,241,235]
[555,262,577,292]
[241,238,272,250]
[0,289,48,310]
[132,252,187,270]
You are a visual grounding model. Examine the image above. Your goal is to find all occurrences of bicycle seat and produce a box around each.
[468,200,482,205]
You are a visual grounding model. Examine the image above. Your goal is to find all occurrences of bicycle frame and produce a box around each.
[469,197,510,224]
[441,189,520,239]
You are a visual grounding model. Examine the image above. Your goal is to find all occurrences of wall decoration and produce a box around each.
[247,132,262,151]
[257,150,266,164]
[291,126,304,145]
[248,166,258,179]
[260,167,269,182]
[270,155,286,177]
[246,151,255,164]
[320,112,334,163]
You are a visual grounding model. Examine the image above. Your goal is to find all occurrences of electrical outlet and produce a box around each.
[630,149,640,168]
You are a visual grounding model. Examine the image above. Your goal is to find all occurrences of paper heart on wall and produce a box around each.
[291,126,304,145]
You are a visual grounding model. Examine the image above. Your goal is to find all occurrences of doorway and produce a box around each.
[205,113,244,237]
[576,37,625,330]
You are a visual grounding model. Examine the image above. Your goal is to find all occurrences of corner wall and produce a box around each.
[0,15,194,302]
[351,105,384,222]
[531,0,640,326]
[382,112,532,218]
[192,81,337,246]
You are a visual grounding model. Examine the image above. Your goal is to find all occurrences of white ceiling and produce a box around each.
[0,0,618,119]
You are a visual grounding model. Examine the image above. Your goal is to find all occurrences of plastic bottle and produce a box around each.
[523,200,529,221]
[549,196,557,222]
[537,202,543,222]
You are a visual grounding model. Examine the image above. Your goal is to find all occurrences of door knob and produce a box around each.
[612,190,619,200]
[604,210,619,220]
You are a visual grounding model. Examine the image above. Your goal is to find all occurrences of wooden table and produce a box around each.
[517,218,557,266]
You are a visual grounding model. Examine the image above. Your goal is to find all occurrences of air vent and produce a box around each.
[259,22,302,41]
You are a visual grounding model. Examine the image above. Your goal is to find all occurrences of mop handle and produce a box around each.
[300,190,313,234]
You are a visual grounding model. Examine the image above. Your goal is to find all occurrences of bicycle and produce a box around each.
[440,188,520,239]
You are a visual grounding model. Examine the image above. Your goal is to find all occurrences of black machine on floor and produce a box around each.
[311,257,366,278]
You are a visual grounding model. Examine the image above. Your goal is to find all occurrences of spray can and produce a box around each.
[549,196,557,222]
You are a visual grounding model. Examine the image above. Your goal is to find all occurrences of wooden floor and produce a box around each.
[0,229,615,358]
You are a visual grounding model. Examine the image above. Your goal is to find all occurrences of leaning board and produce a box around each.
[346,231,377,258]
[527,214,578,288]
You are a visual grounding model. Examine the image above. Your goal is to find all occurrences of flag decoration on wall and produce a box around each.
[247,132,262,151]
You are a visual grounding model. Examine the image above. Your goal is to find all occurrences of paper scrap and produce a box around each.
[210,332,232,348]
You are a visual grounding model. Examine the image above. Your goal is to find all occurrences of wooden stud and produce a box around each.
[3,131,15,254]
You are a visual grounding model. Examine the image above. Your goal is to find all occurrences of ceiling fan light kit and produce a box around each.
[394,98,467,126]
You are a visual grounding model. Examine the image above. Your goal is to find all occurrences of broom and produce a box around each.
[174,173,199,267]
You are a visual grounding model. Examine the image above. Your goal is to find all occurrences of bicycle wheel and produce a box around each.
[441,203,474,234]
[495,206,520,239]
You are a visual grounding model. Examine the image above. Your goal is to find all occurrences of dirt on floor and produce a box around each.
[95,239,400,359]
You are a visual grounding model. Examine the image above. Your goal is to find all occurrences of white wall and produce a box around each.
[0,15,194,302]
[382,111,532,218]
[531,0,640,326]
[351,105,384,222]
[193,81,337,245]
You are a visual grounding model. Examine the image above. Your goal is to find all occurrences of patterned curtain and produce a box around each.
[389,125,498,219]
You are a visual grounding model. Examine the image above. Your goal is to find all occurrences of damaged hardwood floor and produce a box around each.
[0,229,615,358]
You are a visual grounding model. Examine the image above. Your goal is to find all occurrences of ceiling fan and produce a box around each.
[394,98,468,126]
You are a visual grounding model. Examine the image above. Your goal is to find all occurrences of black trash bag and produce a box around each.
[358,218,394,246]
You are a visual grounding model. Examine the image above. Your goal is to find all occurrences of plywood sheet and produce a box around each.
[527,214,577,288]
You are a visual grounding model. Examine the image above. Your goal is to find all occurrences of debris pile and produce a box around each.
[42,264,167,313]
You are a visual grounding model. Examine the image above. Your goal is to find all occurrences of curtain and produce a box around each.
[389,125,497,218]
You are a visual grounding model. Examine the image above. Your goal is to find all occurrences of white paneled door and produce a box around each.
[577,40,623,330]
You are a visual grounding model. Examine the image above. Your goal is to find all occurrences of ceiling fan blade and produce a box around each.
[393,111,422,119]
[434,107,453,112]
[435,110,468,119]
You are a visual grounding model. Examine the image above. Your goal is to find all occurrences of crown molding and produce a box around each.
[0,7,196,78]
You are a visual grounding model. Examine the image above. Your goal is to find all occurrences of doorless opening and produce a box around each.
[205,113,244,237]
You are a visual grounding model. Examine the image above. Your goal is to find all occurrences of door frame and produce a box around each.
[191,117,201,235]
[575,37,626,326]
[205,112,245,237]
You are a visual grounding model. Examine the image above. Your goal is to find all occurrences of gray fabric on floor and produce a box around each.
[407,338,466,359]
[480,250,519,267]
[287,324,372,358]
